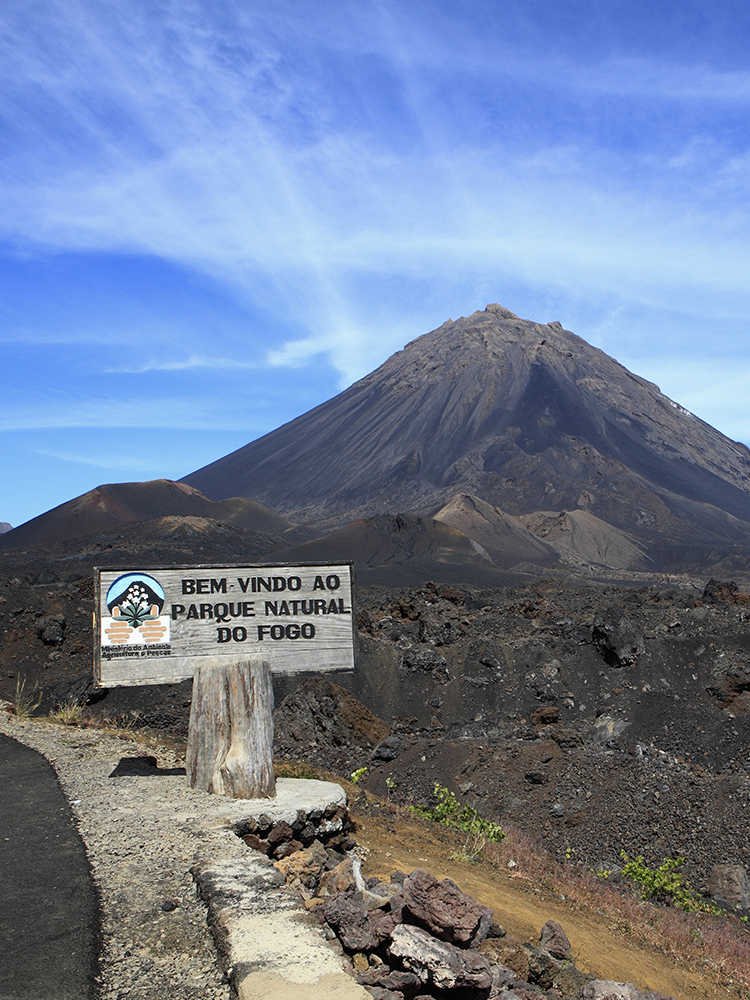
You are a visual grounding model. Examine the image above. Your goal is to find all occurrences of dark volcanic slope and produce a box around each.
[186,304,750,569]
[269,512,540,586]
[0,479,291,551]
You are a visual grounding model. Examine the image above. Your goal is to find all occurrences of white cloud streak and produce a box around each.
[34,448,167,472]
[105,354,259,374]
[0,395,268,432]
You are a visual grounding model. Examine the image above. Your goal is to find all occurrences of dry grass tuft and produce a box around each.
[12,675,42,718]
[449,830,488,865]
[274,759,328,781]
[49,698,84,726]
[88,710,144,739]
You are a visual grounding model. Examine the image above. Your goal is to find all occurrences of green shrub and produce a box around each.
[350,766,368,785]
[618,852,721,914]
[412,783,505,842]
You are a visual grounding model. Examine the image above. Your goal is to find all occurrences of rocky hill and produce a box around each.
[185,305,750,572]
[269,511,548,586]
[0,522,11,534]
[0,479,292,553]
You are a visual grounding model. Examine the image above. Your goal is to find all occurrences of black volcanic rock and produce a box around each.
[185,305,750,570]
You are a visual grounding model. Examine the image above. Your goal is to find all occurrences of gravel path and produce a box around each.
[0,712,231,1000]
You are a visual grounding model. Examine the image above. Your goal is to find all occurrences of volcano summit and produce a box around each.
[186,304,750,573]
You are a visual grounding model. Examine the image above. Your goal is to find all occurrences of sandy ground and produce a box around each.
[354,810,747,1000]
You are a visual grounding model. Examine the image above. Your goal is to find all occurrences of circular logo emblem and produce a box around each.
[106,572,165,628]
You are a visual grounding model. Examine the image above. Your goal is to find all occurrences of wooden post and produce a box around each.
[186,656,276,799]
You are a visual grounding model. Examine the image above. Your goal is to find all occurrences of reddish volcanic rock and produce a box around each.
[401,869,492,947]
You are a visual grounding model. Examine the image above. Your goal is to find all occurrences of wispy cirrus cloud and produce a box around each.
[0,327,114,346]
[34,448,167,472]
[0,395,268,432]
[2,0,750,393]
[105,354,259,374]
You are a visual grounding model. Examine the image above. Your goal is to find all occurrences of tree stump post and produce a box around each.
[186,656,276,799]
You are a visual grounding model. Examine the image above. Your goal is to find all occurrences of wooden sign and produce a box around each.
[94,562,355,687]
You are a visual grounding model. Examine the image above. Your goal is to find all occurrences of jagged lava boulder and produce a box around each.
[401,868,492,947]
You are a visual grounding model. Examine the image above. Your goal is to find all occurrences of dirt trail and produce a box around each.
[354,812,744,1000]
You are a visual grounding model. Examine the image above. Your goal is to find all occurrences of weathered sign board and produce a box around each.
[94,562,355,687]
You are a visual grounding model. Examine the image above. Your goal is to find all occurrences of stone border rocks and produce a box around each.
[234,801,356,861]
[193,851,369,1000]
[192,781,369,1000]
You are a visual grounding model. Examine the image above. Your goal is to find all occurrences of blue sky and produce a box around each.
[2,0,750,527]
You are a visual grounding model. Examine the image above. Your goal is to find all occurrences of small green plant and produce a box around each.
[12,675,41,719]
[350,766,368,785]
[385,775,397,793]
[619,852,721,914]
[411,783,505,842]
[49,698,84,726]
